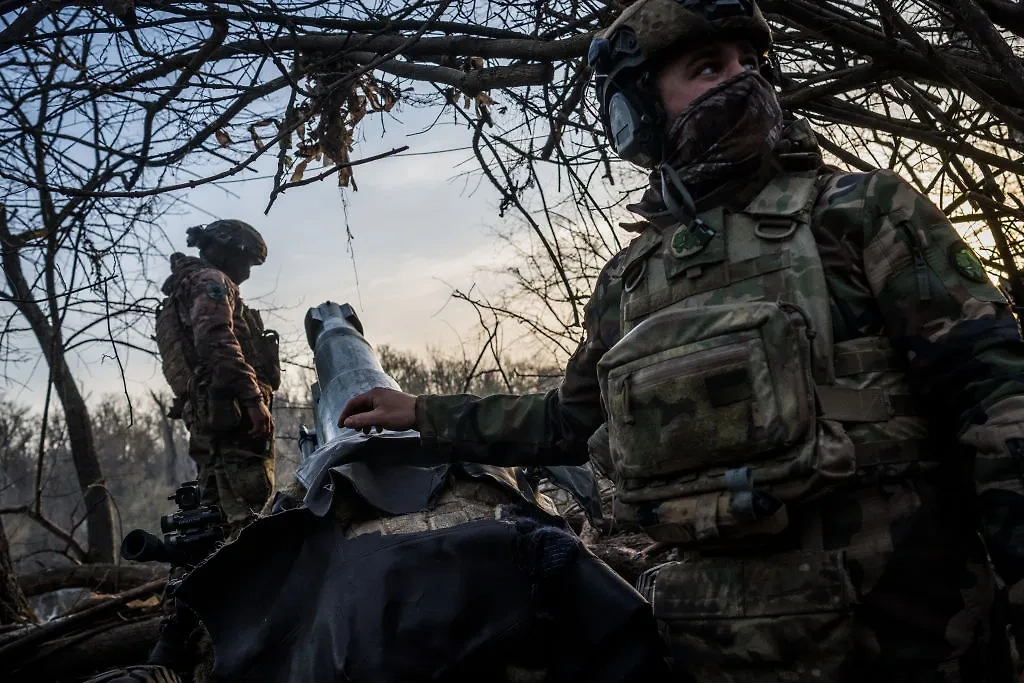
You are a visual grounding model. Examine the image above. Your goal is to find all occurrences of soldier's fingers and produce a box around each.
[338,392,378,426]
[343,409,382,431]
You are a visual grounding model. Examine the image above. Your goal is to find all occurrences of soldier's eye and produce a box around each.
[694,60,718,77]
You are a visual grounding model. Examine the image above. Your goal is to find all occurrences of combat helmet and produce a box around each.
[186,219,267,265]
[589,0,774,168]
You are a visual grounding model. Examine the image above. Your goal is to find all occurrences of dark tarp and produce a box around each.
[532,464,606,526]
[176,510,668,682]
[293,430,559,519]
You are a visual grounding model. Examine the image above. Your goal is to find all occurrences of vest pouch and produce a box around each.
[638,550,857,682]
[599,301,815,481]
[259,329,282,391]
[238,308,281,392]
[615,490,790,545]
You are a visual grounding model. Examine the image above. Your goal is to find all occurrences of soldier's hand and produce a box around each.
[338,387,417,434]
[245,400,274,440]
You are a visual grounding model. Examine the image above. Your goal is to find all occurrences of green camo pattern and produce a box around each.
[417,120,1024,681]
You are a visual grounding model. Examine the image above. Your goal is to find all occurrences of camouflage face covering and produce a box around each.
[665,70,782,180]
[634,70,783,218]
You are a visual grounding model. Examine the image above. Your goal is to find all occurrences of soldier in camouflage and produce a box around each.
[156,219,280,536]
[149,220,280,674]
[338,0,1024,680]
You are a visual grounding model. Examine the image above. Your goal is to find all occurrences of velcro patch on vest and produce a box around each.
[205,282,228,301]
[670,220,716,259]
[705,367,753,407]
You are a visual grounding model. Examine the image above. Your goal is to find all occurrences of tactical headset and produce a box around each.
[589,0,774,168]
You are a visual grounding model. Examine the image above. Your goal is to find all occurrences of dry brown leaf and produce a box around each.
[248,119,277,149]
[350,95,368,126]
[290,158,309,183]
[475,92,496,106]
[365,86,382,112]
[297,143,319,159]
[249,129,262,149]
[127,595,161,609]
[215,129,232,147]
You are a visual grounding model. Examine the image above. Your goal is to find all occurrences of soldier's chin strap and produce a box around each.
[660,163,698,226]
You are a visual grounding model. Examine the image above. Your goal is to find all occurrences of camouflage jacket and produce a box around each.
[160,253,264,404]
[418,121,1024,646]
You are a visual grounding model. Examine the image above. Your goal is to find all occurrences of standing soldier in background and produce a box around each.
[338,0,1024,680]
[156,219,280,538]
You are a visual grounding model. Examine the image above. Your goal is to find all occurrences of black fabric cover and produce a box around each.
[296,431,557,519]
[326,460,452,515]
[534,464,606,525]
[175,510,667,683]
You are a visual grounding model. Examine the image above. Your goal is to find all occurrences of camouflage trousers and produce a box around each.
[637,504,1013,683]
[639,549,859,683]
[187,429,274,533]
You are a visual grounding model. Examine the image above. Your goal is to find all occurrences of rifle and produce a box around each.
[120,480,225,570]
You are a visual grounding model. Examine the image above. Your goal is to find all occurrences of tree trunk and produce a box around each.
[0,519,37,625]
[57,376,115,564]
[150,392,180,487]
[0,209,116,564]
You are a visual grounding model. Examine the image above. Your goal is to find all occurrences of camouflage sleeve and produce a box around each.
[185,269,262,403]
[416,249,629,467]
[857,170,1024,590]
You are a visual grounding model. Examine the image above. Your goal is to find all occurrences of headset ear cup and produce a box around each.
[598,78,662,168]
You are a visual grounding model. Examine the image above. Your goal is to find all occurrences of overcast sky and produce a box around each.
[5,105,549,410]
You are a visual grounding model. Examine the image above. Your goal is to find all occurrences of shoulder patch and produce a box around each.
[818,171,870,210]
[948,240,988,283]
[205,282,228,301]
[670,220,715,258]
